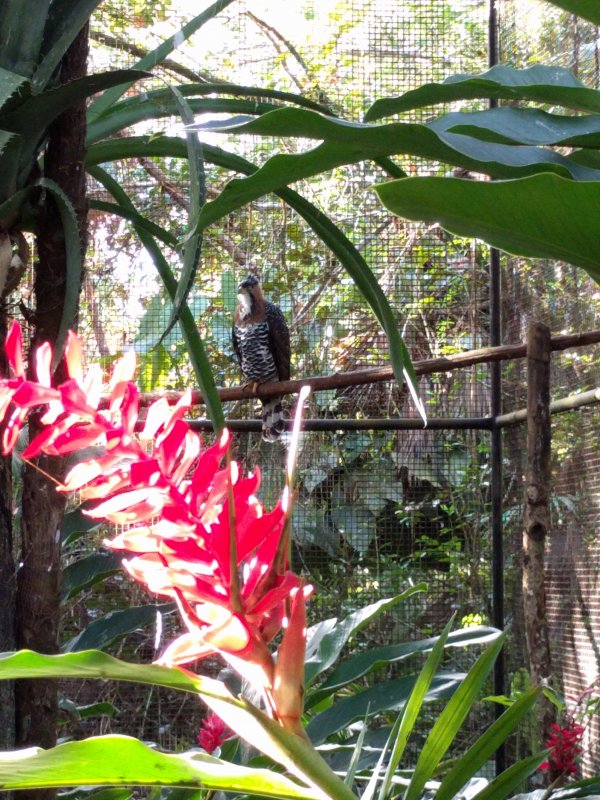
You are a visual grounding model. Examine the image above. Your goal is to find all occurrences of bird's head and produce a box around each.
[238,274,259,293]
[237,274,262,316]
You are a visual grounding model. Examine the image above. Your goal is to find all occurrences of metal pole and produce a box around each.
[489,0,506,775]
[187,416,494,433]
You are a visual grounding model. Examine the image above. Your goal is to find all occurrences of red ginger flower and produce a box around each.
[0,322,310,732]
[540,721,585,779]
[197,713,234,754]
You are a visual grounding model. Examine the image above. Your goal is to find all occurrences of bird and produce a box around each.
[232,274,291,442]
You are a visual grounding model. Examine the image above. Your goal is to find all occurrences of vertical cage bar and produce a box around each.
[488,0,506,776]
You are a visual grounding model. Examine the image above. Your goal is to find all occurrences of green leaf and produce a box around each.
[435,687,542,800]
[546,0,600,26]
[157,85,206,350]
[76,701,118,719]
[378,618,455,800]
[63,605,173,652]
[0,649,357,800]
[403,631,506,800]
[0,185,31,229]
[0,649,224,694]
[87,0,239,122]
[0,735,316,798]
[374,174,600,282]
[330,505,377,555]
[190,111,596,236]
[37,178,82,367]
[35,0,106,88]
[306,671,465,745]
[304,586,426,687]
[87,95,279,145]
[364,65,600,120]
[0,70,149,173]
[0,130,22,202]
[61,551,124,601]
[0,67,28,113]
[88,165,225,433]
[61,504,102,546]
[429,108,600,148]
[470,750,548,800]
[310,626,501,705]
[0,0,50,78]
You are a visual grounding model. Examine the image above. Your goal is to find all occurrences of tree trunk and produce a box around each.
[0,313,15,751]
[14,23,89,798]
[522,321,554,740]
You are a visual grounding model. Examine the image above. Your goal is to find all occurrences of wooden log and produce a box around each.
[522,321,554,740]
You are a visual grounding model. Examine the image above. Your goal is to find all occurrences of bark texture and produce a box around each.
[14,24,89,798]
[522,321,554,739]
[0,313,15,751]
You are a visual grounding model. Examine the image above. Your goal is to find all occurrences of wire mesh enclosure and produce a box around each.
[43,0,600,772]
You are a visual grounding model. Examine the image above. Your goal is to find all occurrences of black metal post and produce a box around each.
[489,0,506,775]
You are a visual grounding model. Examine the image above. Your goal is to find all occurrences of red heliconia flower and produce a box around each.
[197,713,234,754]
[0,322,311,735]
[540,721,585,779]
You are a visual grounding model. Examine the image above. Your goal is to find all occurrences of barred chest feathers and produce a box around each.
[233,320,279,384]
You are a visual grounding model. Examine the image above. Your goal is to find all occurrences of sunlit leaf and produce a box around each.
[374,174,600,280]
[0,735,316,799]
[365,65,600,120]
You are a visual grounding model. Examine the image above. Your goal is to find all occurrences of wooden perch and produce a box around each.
[137,327,600,407]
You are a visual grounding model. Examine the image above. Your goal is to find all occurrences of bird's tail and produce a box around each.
[262,397,286,442]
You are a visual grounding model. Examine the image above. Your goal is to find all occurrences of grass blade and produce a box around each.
[378,617,455,800]
[403,631,506,800]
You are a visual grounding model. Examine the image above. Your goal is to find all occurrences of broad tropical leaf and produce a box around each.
[0,649,357,800]
[61,551,123,601]
[306,671,465,745]
[304,587,426,687]
[429,107,600,148]
[87,95,279,144]
[309,625,500,706]
[0,735,316,799]
[546,0,600,26]
[189,110,598,234]
[63,605,174,652]
[364,65,600,120]
[374,174,600,281]
[61,504,102,545]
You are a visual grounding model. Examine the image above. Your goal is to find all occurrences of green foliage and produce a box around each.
[0,602,543,800]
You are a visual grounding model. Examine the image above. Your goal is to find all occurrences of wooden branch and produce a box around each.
[136,327,600,407]
[521,322,554,739]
